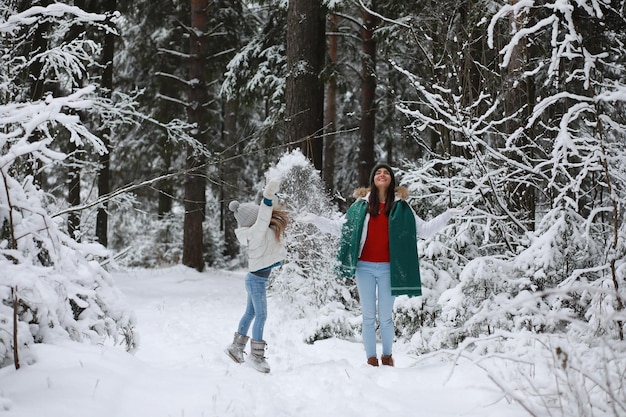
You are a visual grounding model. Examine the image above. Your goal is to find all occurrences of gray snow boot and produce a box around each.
[249,339,270,373]
[225,332,249,364]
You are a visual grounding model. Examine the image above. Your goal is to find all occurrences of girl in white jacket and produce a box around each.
[225,178,288,373]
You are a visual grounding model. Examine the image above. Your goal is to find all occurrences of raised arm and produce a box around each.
[297,212,345,237]
[415,207,468,239]
[249,178,280,233]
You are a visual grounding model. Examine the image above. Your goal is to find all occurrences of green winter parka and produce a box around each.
[336,190,422,297]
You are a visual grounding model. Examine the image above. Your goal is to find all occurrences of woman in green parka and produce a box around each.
[301,163,466,367]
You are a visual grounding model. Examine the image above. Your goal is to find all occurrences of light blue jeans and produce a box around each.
[237,272,269,341]
[355,261,395,359]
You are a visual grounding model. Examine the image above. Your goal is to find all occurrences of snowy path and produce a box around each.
[0,266,528,417]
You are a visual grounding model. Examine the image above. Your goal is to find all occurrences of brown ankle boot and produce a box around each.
[367,356,379,367]
[381,354,394,366]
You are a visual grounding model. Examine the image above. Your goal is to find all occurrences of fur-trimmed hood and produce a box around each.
[353,186,409,200]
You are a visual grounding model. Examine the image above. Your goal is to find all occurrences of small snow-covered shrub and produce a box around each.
[0,173,137,366]
[110,210,183,268]
[469,333,626,417]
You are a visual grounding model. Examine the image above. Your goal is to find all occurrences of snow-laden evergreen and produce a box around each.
[384,1,626,415]
[264,151,360,342]
[0,5,135,368]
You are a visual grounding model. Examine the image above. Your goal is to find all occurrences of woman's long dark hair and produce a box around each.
[368,187,395,216]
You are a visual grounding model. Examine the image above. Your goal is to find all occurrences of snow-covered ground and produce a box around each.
[0,266,528,417]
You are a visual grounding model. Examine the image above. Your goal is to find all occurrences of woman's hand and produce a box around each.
[296,212,318,224]
[447,206,470,216]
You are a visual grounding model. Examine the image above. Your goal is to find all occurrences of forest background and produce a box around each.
[1,1,625,416]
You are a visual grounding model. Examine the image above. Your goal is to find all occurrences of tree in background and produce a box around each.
[182,0,210,271]
[357,3,378,185]
[322,13,338,194]
[95,0,116,247]
[212,2,255,260]
[112,0,193,267]
[284,0,326,170]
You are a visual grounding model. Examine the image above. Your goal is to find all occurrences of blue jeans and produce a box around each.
[237,272,269,341]
[355,261,395,359]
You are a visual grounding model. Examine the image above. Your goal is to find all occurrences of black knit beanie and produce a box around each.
[370,162,395,186]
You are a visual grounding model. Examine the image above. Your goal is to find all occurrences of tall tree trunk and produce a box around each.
[458,0,484,160]
[12,287,19,370]
[26,0,51,187]
[183,0,209,271]
[95,0,116,247]
[66,0,85,241]
[156,48,179,219]
[358,5,378,186]
[285,0,325,170]
[157,137,173,219]
[222,99,239,259]
[28,2,49,102]
[459,0,481,108]
[504,0,535,231]
[383,62,396,165]
[323,13,338,193]
[67,141,81,241]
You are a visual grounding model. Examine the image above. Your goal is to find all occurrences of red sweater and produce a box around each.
[359,203,390,262]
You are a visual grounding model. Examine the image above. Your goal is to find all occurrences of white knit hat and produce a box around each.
[229,200,259,227]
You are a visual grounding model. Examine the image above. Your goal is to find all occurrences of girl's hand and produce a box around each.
[263,178,281,200]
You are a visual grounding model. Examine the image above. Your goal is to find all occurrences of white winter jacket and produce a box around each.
[234,200,286,273]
